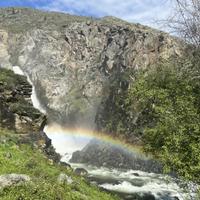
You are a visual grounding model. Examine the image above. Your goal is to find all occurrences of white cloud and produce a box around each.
[34,0,173,29]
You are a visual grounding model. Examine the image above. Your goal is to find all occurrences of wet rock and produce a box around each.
[130,178,145,187]
[70,139,162,173]
[142,193,156,200]
[87,176,121,185]
[20,131,61,162]
[0,174,30,189]
[132,173,140,177]
[59,161,72,169]
[74,168,88,176]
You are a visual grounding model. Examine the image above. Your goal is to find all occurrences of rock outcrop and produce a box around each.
[74,168,88,176]
[0,7,185,128]
[70,139,162,173]
[57,173,73,184]
[0,68,45,132]
[0,68,60,162]
[0,174,30,189]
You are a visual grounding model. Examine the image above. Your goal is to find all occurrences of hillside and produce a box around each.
[0,68,118,200]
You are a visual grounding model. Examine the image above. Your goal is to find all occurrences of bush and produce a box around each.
[127,59,200,183]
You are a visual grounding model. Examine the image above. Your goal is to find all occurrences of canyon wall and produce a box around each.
[0,7,184,129]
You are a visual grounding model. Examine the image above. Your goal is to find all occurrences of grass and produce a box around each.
[0,128,118,200]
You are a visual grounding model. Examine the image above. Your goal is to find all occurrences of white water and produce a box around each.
[26,75,46,114]
[12,66,46,114]
[13,66,25,75]
[61,161,195,200]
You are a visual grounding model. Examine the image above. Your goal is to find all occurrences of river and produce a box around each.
[46,130,196,200]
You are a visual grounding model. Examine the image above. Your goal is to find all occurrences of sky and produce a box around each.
[0,0,173,29]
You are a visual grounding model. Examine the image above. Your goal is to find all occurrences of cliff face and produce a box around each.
[0,68,44,132]
[0,7,184,127]
[0,67,60,162]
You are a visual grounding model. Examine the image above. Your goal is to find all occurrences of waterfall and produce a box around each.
[12,66,91,158]
[13,66,46,114]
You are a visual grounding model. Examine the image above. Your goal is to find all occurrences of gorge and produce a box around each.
[0,7,199,200]
[11,66,193,199]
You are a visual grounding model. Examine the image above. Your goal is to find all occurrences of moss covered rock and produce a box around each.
[0,68,45,133]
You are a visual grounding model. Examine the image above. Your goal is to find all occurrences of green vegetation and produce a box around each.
[0,68,43,131]
[127,59,200,183]
[0,68,27,89]
[98,52,200,185]
[0,128,118,200]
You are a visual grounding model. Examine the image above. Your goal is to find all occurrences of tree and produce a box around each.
[168,0,200,47]
[127,62,200,183]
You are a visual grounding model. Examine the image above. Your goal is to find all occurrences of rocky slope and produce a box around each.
[0,67,60,161]
[0,7,185,129]
[0,68,44,132]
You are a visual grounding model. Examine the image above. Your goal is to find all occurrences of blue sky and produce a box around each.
[0,0,173,28]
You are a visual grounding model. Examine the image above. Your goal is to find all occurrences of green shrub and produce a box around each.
[127,60,200,183]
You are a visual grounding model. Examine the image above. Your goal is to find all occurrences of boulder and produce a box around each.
[74,168,88,176]
[19,131,61,163]
[0,174,30,189]
[70,139,163,173]
[57,173,73,184]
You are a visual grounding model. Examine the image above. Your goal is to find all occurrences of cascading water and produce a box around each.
[12,65,197,200]
[12,66,93,159]
[13,66,46,114]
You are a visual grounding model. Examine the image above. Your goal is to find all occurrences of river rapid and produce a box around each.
[45,128,196,200]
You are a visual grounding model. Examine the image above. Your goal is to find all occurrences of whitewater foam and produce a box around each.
[12,66,46,114]
[26,75,46,114]
[89,167,189,200]
[12,66,24,76]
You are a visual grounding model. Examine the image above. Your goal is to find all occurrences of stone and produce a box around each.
[59,161,72,169]
[74,168,88,176]
[57,173,73,184]
[70,139,162,173]
[20,131,61,163]
[0,68,45,133]
[0,174,30,189]
[4,152,12,159]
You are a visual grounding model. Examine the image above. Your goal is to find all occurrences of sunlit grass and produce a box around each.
[0,129,118,200]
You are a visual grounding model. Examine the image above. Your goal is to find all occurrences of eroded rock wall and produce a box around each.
[0,7,185,128]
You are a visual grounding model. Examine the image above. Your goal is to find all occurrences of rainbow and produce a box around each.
[44,123,150,159]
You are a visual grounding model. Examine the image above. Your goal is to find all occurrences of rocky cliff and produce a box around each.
[0,7,185,129]
[0,68,44,132]
[0,67,60,162]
